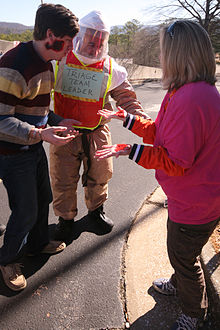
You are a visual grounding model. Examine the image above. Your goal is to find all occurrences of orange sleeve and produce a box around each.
[123,114,156,145]
[129,144,185,176]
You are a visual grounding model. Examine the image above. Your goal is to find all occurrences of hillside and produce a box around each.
[0,21,33,34]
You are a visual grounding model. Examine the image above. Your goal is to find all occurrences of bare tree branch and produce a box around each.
[176,0,203,24]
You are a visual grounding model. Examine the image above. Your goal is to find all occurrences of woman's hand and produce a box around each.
[98,106,127,122]
[95,144,132,160]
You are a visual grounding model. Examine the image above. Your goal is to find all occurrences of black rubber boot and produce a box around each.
[54,217,74,242]
[0,224,6,237]
[88,205,114,233]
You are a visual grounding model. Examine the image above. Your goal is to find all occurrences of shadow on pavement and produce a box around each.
[71,215,112,241]
[0,254,50,297]
[130,286,181,330]
[0,216,130,324]
[130,287,219,330]
[205,252,220,274]
[0,215,114,298]
[50,215,112,245]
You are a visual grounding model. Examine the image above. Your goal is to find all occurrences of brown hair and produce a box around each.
[34,3,79,40]
[160,20,216,91]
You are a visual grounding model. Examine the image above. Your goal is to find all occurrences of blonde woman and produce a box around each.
[95,20,220,330]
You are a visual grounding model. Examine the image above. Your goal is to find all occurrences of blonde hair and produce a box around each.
[160,20,216,91]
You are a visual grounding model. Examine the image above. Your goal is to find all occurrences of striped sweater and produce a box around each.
[0,41,62,152]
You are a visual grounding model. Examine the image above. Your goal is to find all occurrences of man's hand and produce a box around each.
[94,144,131,160]
[41,126,77,145]
[98,106,127,122]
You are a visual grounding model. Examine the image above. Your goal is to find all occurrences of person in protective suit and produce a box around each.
[50,10,149,242]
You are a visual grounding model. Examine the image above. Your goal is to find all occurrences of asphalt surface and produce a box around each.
[0,81,219,329]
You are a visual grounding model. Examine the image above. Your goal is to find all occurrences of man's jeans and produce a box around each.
[0,146,52,265]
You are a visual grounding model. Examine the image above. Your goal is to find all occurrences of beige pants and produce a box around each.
[50,125,113,220]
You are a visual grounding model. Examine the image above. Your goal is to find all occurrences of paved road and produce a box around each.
[0,82,165,330]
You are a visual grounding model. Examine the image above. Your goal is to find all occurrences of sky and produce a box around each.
[0,0,164,28]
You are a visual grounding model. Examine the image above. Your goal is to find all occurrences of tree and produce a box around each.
[109,1,219,66]
[171,0,219,33]
[0,30,33,42]
[109,26,123,46]
[145,0,220,53]
[123,20,143,55]
[132,27,160,67]
[109,19,142,59]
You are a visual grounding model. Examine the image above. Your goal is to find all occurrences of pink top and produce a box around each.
[154,81,220,224]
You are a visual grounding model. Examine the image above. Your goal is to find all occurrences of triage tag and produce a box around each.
[61,65,104,101]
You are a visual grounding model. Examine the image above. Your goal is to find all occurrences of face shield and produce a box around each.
[73,11,110,64]
[73,27,109,64]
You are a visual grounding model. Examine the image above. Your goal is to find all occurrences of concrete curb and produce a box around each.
[124,186,220,328]
[201,240,220,323]
[124,186,180,329]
